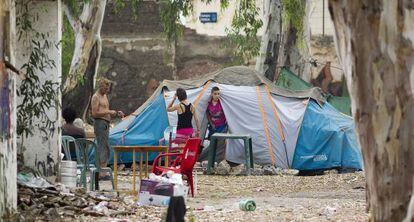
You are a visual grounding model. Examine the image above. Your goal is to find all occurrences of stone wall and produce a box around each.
[100,2,235,115]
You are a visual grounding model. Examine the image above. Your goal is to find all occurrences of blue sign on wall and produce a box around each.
[199,12,217,23]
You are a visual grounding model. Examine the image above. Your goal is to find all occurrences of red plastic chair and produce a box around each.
[152,138,202,197]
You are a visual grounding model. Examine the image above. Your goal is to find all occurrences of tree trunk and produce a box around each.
[62,1,106,119]
[277,0,311,82]
[329,1,414,221]
[0,0,17,217]
[255,0,282,81]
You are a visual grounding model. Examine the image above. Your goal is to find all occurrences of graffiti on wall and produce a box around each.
[0,62,10,141]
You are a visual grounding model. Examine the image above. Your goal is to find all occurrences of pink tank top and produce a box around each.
[207,100,226,127]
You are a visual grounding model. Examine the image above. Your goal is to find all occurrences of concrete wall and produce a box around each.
[15,1,62,178]
[309,0,334,36]
[184,0,334,37]
[0,0,17,217]
[183,0,240,36]
[101,1,174,113]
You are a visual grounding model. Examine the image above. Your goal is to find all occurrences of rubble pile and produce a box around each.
[211,161,299,176]
[17,185,136,221]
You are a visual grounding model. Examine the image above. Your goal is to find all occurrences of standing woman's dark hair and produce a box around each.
[176,88,187,101]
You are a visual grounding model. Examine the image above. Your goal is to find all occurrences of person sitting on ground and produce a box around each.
[167,88,200,142]
[62,108,85,139]
[206,86,227,139]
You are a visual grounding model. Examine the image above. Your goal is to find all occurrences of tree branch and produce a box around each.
[62,4,78,31]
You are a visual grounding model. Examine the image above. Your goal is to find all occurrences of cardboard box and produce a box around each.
[138,191,171,206]
[138,179,188,206]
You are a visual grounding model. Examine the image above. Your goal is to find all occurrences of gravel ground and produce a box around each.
[77,171,368,222]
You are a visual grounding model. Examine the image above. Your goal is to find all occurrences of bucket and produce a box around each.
[61,160,77,187]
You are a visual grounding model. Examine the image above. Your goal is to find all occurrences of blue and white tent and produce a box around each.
[109,66,363,170]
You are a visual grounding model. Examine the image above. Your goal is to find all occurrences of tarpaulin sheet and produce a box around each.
[292,101,363,170]
[108,93,169,164]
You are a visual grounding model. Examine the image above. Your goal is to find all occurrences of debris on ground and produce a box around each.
[17,172,54,189]
[214,161,231,175]
[13,168,367,222]
[282,169,300,176]
[16,179,136,221]
[239,199,256,211]
[324,169,339,174]
[263,165,282,175]
[212,163,300,176]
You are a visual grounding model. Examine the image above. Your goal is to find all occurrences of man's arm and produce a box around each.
[91,95,115,118]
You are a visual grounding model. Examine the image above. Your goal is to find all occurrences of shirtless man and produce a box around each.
[91,78,124,179]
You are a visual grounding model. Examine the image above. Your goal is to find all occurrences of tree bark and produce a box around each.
[0,0,17,217]
[329,1,414,221]
[255,0,282,81]
[62,1,106,119]
[277,0,311,82]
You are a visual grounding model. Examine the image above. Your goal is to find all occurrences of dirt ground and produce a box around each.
[77,171,368,222]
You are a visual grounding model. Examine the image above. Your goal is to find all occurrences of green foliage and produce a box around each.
[282,0,305,44]
[160,0,193,44]
[62,16,74,83]
[113,0,142,19]
[225,0,263,65]
[203,0,230,10]
[16,1,60,137]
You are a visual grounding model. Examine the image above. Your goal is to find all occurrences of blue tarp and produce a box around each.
[108,93,169,164]
[292,101,363,170]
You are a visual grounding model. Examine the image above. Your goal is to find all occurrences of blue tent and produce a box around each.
[292,101,362,170]
[108,66,363,171]
[108,93,169,164]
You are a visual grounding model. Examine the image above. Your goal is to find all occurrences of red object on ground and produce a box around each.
[152,138,202,197]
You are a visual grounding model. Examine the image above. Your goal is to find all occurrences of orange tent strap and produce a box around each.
[264,86,286,141]
[256,86,276,166]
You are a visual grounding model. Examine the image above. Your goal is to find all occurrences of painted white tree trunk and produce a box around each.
[255,0,282,81]
[0,0,17,217]
[62,0,106,118]
[329,0,414,221]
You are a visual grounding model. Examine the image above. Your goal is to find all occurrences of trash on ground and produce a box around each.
[16,175,135,221]
[239,199,256,211]
[138,172,189,206]
[17,172,54,189]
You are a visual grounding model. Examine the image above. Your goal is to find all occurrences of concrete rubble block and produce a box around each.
[214,160,231,175]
